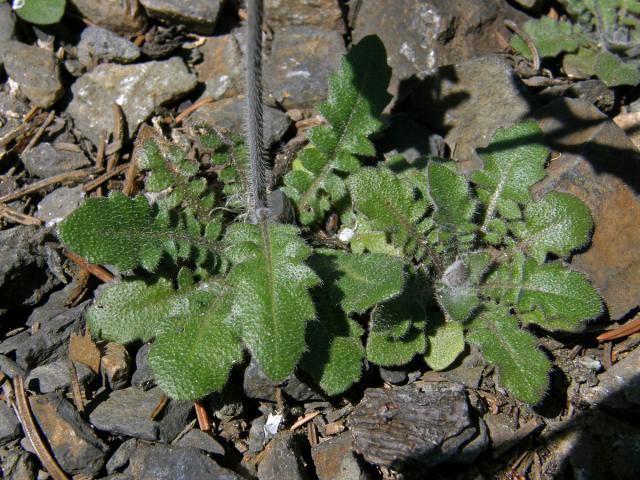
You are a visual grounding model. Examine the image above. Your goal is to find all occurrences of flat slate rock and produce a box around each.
[67,0,147,36]
[68,58,197,145]
[1,41,63,108]
[0,2,15,43]
[21,143,91,179]
[30,392,108,476]
[265,26,345,110]
[77,26,140,67]
[265,0,344,31]
[125,443,241,480]
[26,358,94,393]
[36,185,86,226]
[531,98,640,320]
[188,97,291,148]
[0,400,21,446]
[257,431,309,480]
[89,387,192,442]
[140,0,223,34]
[412,54,538,173]
[195,34,244,101]
[348,383,477,471]
[311,432,369,480]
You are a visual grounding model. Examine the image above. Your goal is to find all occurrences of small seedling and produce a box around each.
[60,34,601,405]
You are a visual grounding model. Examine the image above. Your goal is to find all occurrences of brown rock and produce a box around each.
[67,0,147,36]
[101,342,131,390]
[265,0,344,31]
[532,98,640,320]
[195,35,244,100]
[29,392,108,476]
[311,432,369,480]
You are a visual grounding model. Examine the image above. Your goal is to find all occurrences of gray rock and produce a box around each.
[77,26,141,67]
[21,143,91,179]
[0,2,16,43]
[68,58,197,145]
[257,431,310,480]
[131,343,154,388]
[0,300,89,369]
[350,0,528,100]
[265,0,344,31]
[265,26,346,110]
[106,438,138,475]
[454,416,489,464]
[36,185,86,226]
[378,367,408,385]
[26,358,94,393]
[440,344,485,389]
[248,415,267,453]
[581,345,640,410]
[531,98,640,320]
[29,392,108,476]
[412,54,538,173]
[348,383,477,471]
[126,443,241,480]
[311,432,369,480]
[380,113,446,162]
[0,355,27,379]
[67,0,147,36]
[539,79,616,114]
[188,97,291,147]
[243,357,321,402]
[0,450,38,480]
[139,0,223,34]
[195,34,244,101]
[0,401,21,446]
[484,412,544,457]
[1,41,63,108]
[89,387,192,442]
[0,226,58,311]
[175,429,225,456]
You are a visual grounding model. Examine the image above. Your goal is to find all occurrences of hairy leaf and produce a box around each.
[483,254,602,331]
[149,285,243,400]
[511,191,592,263]
[427,162,476,231]
[511,17,581,59]
[87,275,217,344]
[224,223,319,381]
[366,321,426,367]
[59,192,219,271]
[593,51,640,87]
[466,305,551,404]
[472,121,548,235]
[301,306,364,396]
[436,259,480,322]
[13,0,66,25]
[424,317,465,371]
[308,249,405,314]
[283,35,392,224]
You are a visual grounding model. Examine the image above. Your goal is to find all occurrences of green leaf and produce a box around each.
[513,191,592,263]
[510,17,581,59]
[59,192,219,271]
[308,249,405,315]
[472,121,548,233]
[87,277,216,344]
[483,255,602,331]
[148,286,243,400]
[283,35,392,224]
[466,305,551,404]
[366,321,426,367]
[301,306,364,396]
[435,259,480,322]
[593,51,640,87]
[427,162,476,232]
[13,0,66,25]
[563,46,598,79]
[424,317,465,371]
[224,223,319,381]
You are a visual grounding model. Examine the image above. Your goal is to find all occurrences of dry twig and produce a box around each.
[597,314,640,342]
[63,250,114,283]
[194,401,212,433]
[175,96,214,124]
[12,376,70,480]
[150,394,169,421]
[82,163,130,192]
[0,203,41,225]
[289,411,320,431]
[505,19,541,71]
[0,168,93,204]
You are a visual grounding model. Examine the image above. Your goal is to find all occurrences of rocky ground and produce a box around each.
[1,0,640,479]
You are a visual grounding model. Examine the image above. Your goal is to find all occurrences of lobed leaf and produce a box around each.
[366,321,426,367]
[427,162,476,232]
[511,191,592,263]
[59,192,219,272]
[283,35,392,224]
[224,223,319,381]
[482,254,602,331]
[148,285,243,400]
[510,17,581,59]
[472,121,548,236]
[466,305,551,404]
[308,249,405,315]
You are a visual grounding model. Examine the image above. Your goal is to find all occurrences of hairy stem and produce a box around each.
[246,0,269,221]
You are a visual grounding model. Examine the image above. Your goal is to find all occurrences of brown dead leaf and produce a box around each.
[69,332,101,374]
